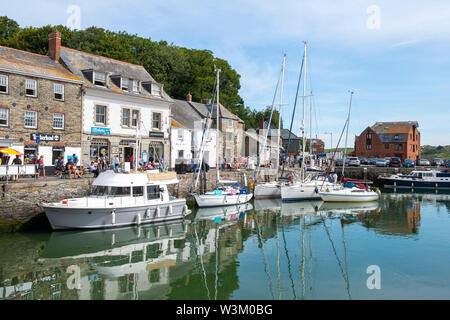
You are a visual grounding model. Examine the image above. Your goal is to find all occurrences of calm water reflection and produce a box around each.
[1,191,450,300]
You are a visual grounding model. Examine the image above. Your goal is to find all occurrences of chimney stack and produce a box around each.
[48,31,61,62]
[186,92,192,102]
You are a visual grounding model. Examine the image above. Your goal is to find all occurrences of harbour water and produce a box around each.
[1,190,449,300]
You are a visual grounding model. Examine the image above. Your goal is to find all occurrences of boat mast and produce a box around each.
[342,91,354,178]
[276,54,286,181]
[309,91,313,165]
[215,66,221,187]
[300,42,307,182]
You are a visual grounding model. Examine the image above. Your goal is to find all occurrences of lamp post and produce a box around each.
[324,132,333,151]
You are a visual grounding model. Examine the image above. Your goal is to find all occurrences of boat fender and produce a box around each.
[111,209,116,225]
[314,187,318,194]
[156,207,160,217]
[376,188,381,196]
[145,208,151,218]
[136,213,141,225]
[169,205,173,215]
[184,204,188,214]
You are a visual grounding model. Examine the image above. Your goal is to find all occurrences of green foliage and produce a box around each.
[421,145,450,160]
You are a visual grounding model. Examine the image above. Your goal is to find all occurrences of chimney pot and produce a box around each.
[48,30,62,62]
[187,92,192,102]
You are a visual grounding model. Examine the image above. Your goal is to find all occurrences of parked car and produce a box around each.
[403,158,415,168]
[347,157,360,166]
[384,157,392,166]
[417,159,431,166]
[174,158,209,174]
[376,159,388,167]
[445,160,450,168]
[359,157,368,165]
[335,158,344,166]
[433,158,444,166]
[390,157,402,167]
[368,158,378,165]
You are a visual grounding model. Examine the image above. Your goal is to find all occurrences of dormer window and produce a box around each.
[151,83,161,97]
[132,80,139,93]
[94,72,106,87]
[121,78,129,91]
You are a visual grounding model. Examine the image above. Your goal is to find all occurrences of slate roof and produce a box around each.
[172,99,204,128]
[60,46,172,102]
[0,46,82,82]
[371,121,419,134]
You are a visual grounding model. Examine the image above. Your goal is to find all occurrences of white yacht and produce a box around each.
[319,183,380,202]
[40,170,191,230]
[281,173,337,202]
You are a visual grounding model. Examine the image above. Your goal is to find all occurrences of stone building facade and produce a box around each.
[0,37,83,166]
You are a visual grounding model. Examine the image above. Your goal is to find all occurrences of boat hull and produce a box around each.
[380,177,450,190]
[319,192,379,202]
[281,184,321,202]
[42,200,189,230]
[254,183,281,199]
[193,193,253,207]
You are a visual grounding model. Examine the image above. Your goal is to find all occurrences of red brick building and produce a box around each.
[354,121,421,161]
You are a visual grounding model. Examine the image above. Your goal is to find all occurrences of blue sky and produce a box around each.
[3,0,450,148]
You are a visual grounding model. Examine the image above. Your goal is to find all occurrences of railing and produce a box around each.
[0,165,36,177]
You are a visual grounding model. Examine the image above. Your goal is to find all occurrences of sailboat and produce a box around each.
[319,92,380,202]
[192,67,253,207]
[280,42,336,202]
[254,54,287,199]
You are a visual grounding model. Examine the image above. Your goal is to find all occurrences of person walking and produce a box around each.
[37,155,46,179]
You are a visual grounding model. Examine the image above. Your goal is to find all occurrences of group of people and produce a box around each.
[23,154,47,179]
[54,154,83,179]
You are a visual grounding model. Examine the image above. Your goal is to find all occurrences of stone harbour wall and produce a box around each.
[0,178,95,222]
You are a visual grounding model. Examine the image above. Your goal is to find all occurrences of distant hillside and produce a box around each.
[325,148,354,154]
[421,145,450,160]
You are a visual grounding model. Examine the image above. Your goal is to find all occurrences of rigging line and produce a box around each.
[281,224,297,300]
[281,49,305,177]
[254,213,276,300]
[253,57,283,183]
[193,222,211,300]
[321,216,352,300]
[191,74,218,192]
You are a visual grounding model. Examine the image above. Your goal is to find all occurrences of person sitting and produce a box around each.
[73,166,83,179]
[65,158,75,179]
[88,162,99,178]
[55,157,64,177]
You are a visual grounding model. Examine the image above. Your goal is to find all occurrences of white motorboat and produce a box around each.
[317,201,380,215]
[319,184,380,202]
[40,170,191,230]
